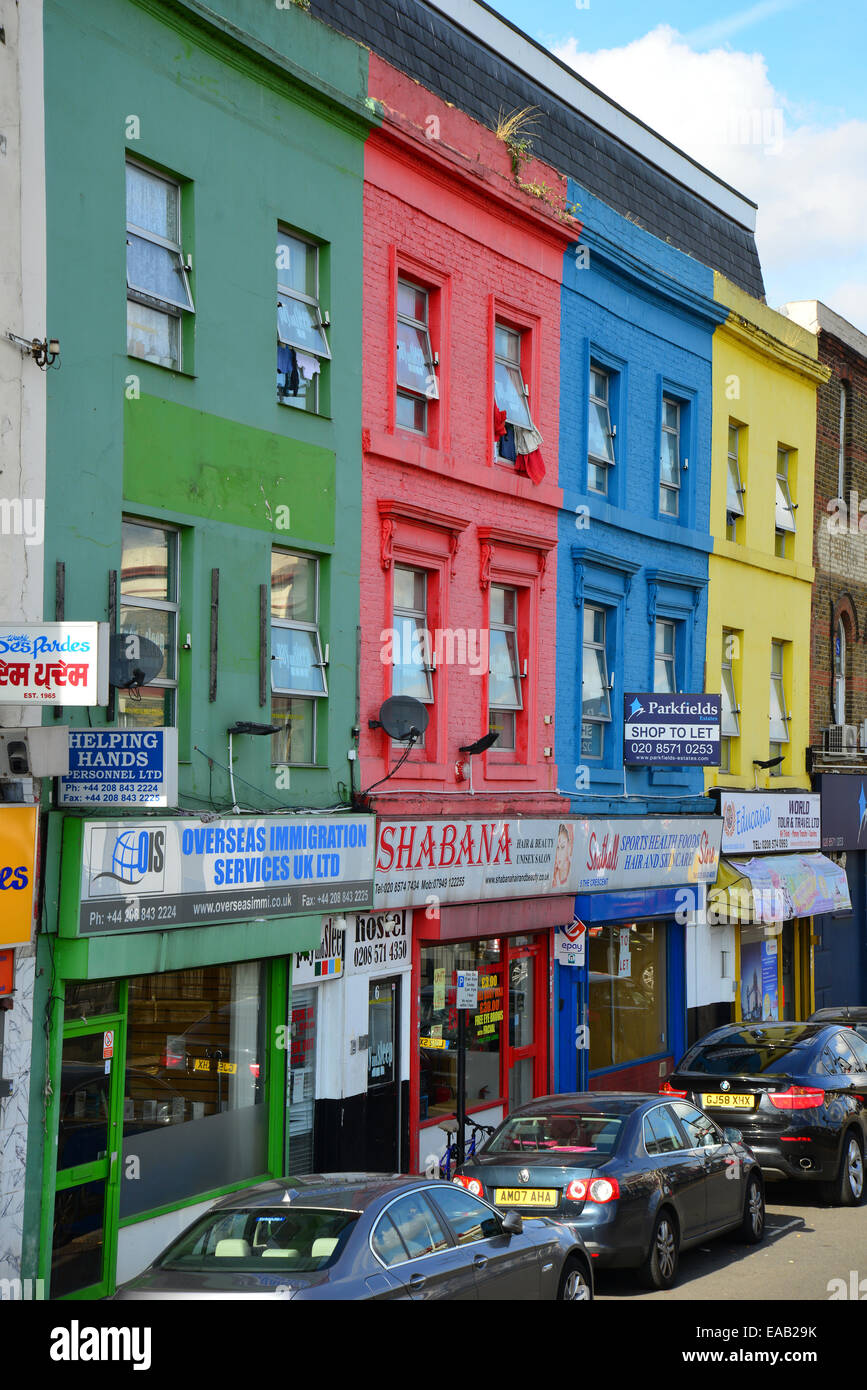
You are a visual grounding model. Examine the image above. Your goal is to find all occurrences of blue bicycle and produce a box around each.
[437,1117,495,1180]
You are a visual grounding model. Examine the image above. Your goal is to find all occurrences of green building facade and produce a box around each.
[27,0,374,1297]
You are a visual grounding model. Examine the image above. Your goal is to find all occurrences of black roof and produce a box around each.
[312,0,765,298]
[510,1092,656,1115]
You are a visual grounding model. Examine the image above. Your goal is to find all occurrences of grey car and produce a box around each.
[112,1172,594,1300]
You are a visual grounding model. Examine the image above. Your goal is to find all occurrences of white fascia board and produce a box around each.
[779,299,867,361]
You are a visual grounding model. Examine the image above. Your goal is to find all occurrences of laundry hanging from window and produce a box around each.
[493,401,544,481]
[492,322,545,483]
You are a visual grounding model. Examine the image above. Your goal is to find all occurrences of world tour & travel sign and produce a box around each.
[77,814,375,933]
[373,816,722,909]
[719,792,820,854]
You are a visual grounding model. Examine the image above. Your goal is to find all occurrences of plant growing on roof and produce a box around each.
[494,105,580,226]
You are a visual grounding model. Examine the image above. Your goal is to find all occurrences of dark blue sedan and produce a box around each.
[455,1092,765,1289]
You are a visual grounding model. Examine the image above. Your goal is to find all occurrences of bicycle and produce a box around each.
[435,1117,495,1180]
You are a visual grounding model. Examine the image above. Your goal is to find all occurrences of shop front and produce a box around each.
[554,817,723,1094]
[34,810,374,1297]
[813,773,867,1009]
[707,791,847,1023]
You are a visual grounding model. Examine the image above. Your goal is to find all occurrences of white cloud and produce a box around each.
[552,26,867,331]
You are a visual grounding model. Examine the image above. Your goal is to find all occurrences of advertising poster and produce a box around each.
[740,938,763,1022]
[761,939,779,1021]
[623,692,721,765]
[0,806,38,947]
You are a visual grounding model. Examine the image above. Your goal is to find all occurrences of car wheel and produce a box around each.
[828,1131,864,1206]
[557,1256,593,1302]
[737,1173,765,1244]
[639,1209,679,1290]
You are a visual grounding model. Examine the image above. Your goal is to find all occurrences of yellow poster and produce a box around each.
[0,806,37,948]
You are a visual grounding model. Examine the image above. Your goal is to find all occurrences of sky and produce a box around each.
[487,0,867,328]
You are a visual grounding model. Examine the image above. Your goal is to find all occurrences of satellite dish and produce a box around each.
[373,696,429,741]
[109,632,164,689]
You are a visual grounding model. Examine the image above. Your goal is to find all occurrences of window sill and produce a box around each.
[648,767,693,787]
[127,352,196,381]
[576,765,624,788]
[277,399,331,421]
[483,761,546,782]
[387,761,449,781]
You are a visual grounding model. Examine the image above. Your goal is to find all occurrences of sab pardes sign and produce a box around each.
[720,793,820,854]
[0,623,109,705]
[78,815,375,933]
[374,816,722,909]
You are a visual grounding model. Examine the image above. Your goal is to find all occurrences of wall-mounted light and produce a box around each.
[6,332,61,369]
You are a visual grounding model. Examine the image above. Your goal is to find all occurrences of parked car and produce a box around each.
[454,1092,764,1290]
[112,1172,594,1300]
[809,1006,867,1043]
[663,1021,867,1204]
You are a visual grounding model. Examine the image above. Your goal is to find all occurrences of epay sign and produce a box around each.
[0,806,38,947]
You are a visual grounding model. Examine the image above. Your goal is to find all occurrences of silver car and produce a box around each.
[113,1172,593,1300]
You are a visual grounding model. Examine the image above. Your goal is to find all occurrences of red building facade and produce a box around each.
[356,56,579,1169]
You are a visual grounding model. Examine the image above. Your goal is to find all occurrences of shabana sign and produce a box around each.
[720,793,820,854]
[0,805,38,947]
[60,729,178,807]
[373,816,722,909]
[624,693,720,766]
[78,814,375,933]
[0,623,109,705]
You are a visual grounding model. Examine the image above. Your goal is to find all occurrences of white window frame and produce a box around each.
[270,550,327,767]
[119,517,180,727]
[720,629,740,773]
[581,604,611,760]
[588,366,615,495]
[726,423,744,539]
[277,229,330,413]
[838,383,848,502]
[654,619,677,694]
[775,447,796,555]
[660,396,681,517]
[126,159,194,370]
[494,323,532,462]
[488,584,522,751]
[769,639,790,772]
[396,279,437,435]
[392,565,433,705]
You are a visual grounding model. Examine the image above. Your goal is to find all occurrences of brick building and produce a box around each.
[780,300,867,1009]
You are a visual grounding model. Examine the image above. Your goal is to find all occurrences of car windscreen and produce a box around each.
[156,1207,358,1273]
[679,1027,816,1076]
[486,1112,623,1158]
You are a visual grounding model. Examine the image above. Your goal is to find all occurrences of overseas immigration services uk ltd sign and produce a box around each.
[78,814,375,933]
[624,693,720,766]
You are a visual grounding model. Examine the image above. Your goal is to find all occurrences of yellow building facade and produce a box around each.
[706,273,829,1022]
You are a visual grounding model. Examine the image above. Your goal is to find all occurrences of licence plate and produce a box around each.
[702,1092,755,1110]
[494,1187,558,1207]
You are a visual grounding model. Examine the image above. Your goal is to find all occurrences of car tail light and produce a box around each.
[587,1177,619,1204]
[659,1080,688,1098]
[565,1180,588,1201]
[768,1086,825,1111]
[249,1063,260,1079]
[453,1175,483,1197]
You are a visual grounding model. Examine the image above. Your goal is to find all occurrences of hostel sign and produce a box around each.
[78,814,375,933]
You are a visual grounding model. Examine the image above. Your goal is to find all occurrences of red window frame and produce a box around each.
[389,246,450,451]
[488,294,541,470]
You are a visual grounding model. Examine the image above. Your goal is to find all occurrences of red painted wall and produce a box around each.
[360,54,577,819]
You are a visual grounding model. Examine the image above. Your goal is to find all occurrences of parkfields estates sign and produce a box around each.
[373,816,722,909]
[78,814,375,933]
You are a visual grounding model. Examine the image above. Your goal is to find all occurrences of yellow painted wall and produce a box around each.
[706,273,827,791]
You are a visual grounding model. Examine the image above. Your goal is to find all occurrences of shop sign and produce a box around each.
[102,1031,114,1059]
[346,911,410,975]
[0,805,38,948]
[815,774,867,850]
[0,622,109,705]
[624,693,720,766]
[720,792,820,854]
[59,728,178,807]
[617,928,632,978]
[375,816,722,908]
[555,919,586,967]
[294,915,346,985]
[77,813,375,933]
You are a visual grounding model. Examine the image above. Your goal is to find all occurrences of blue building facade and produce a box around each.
[556,183,727,1094]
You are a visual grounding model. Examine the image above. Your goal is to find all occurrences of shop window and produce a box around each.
[769,639,790,774]
[488,584,522,752]
[720,628,741,774]
[118,517,179,728]
[653,619,677,694]
[271,549,327,767]
[419,940,504,1122]
[287,986,317,1175]
[774,446,796,558]
[588,922,667,1072]
[126,160,194,370]
[726,422,745,542]
[276,229,330,413]
[581,604,611,760]
[120,962,267,1218]
[659,396,682,517]
[396,278,437,433]
[588,365,616,496]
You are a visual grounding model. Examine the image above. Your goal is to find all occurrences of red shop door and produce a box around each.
[506,937,548,1110]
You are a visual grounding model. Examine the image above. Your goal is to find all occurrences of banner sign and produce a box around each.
[374,816,722,909]
[814,774,867,850]
[730,852,851,923]
[59,728,178,807]
[78,814,375,934]
[624,693,720,765]
[720,792,820,854]
[0,623,109,705]
[0,806,38,947]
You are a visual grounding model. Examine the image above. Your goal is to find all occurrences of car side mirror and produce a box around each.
[722,1127,743,1145]
[502,1209,523,1236]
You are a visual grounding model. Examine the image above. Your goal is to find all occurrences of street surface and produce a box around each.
[595,1183,866,1301]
